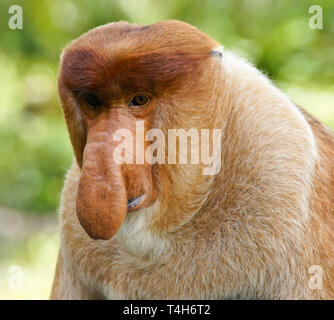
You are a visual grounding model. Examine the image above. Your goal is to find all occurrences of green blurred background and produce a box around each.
[0,0,333,299]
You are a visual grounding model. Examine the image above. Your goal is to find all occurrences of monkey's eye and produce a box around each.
[129,95,150,106]
[83,93,102,110]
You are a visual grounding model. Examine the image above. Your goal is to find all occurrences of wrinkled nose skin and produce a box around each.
[76,110,155,240]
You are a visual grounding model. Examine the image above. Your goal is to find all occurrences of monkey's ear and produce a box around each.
[210,46,223,61]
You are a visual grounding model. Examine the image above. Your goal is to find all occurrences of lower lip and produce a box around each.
[127,195,145,211]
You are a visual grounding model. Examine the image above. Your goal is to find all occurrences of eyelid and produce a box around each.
[73,91,103,111]
[128,93,151,106]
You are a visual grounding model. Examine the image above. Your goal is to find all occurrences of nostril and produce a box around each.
[127,194,145,210]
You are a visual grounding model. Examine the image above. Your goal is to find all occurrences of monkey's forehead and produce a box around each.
[59,21,219,94]
[64,20,218,59]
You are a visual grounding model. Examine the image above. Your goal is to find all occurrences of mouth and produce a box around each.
[127,194,146,212]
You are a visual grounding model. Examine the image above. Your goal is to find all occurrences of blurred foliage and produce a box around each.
[0,207,58,299]
[0,0,333,213]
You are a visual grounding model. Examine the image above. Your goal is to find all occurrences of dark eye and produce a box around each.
[129,95,150,106]
[83,93,102,109]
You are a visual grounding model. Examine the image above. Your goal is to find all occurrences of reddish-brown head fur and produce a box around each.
[58,20,218,240]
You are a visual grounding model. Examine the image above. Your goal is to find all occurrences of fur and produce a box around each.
[51,21,334,299]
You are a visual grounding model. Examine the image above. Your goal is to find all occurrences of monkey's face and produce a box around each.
[58,21,218,240]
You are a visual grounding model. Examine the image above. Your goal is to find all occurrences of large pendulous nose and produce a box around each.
[76,131,128,240]
[76,111,156,240]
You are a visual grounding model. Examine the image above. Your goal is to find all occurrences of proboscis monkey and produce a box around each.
[51,20,334,299]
